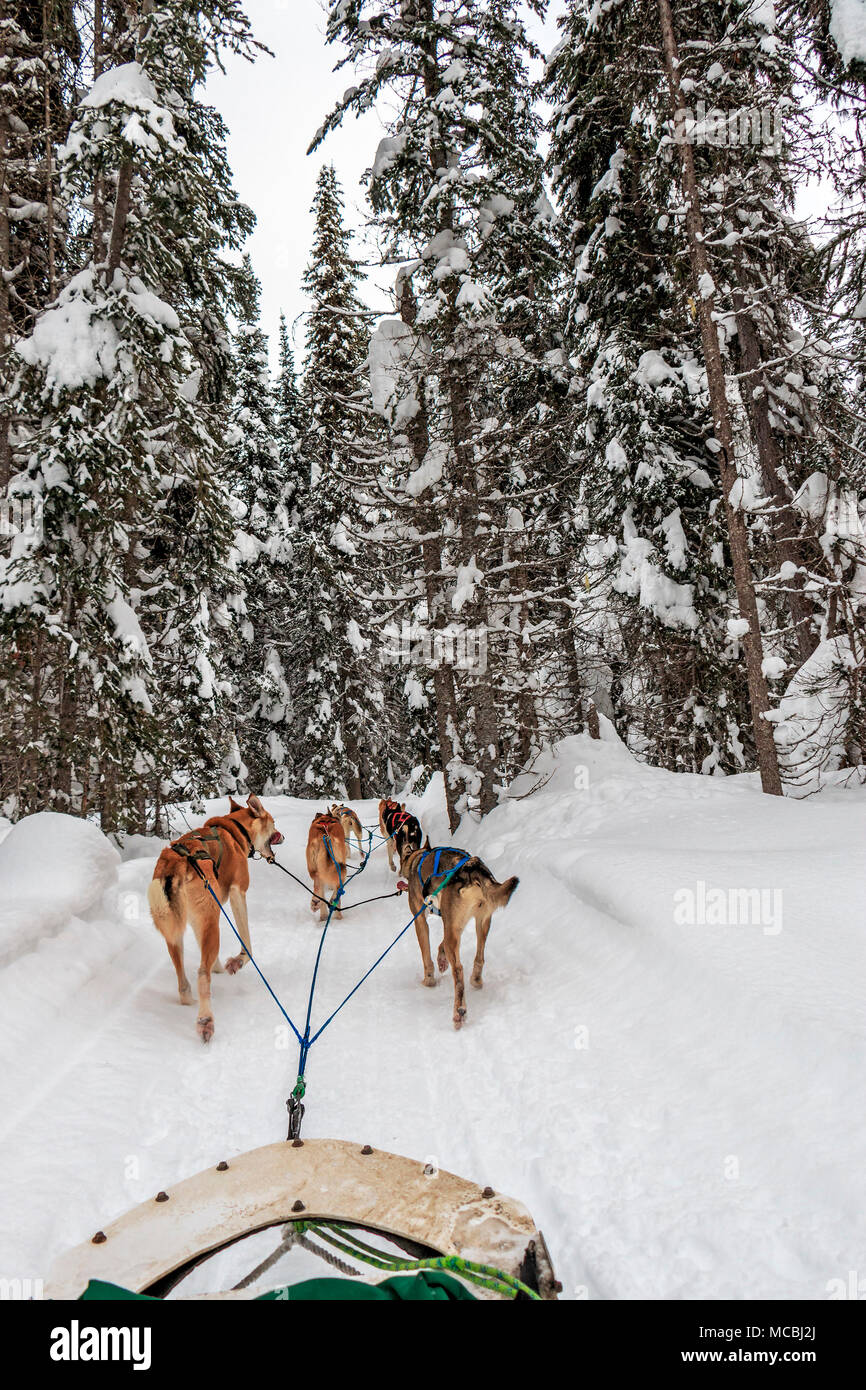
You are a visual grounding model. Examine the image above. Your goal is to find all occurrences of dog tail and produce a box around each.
[148,871,185,938]
[494,874,519,909]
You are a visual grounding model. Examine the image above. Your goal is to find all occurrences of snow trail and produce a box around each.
[1,735,864,1299]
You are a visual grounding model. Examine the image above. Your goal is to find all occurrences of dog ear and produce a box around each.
[229,796,242,812]
[247,793,264,816]
[422,836,431,850]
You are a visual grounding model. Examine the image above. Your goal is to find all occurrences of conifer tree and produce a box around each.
[290,164,372,799]
[223,257,295,794]
[314,0,560,824]
[544,0,865,788]
[1,3,80,484]
[0,0,259,828]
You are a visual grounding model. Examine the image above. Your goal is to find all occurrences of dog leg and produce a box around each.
[193,912,220,1043]
[471,911,492,990]
[318,876,330,922]
[148,878,191,1002]
[442,926,467,1028]
[166,937,192,1004]
[414,910,436,987]
[225,886,251,975]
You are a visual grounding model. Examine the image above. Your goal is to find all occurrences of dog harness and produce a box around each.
[170,819,255,875]
[416,847,471,916]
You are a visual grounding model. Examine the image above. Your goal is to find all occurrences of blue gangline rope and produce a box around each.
[192,821,463,1130]
[196,870,302,1044]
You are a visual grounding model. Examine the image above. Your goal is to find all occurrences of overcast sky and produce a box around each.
[206,0,565,367]
[206,2,830,370]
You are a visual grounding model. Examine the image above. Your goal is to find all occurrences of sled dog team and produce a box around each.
[148,793,518,1042]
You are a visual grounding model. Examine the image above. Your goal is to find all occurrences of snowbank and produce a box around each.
[0,812,120,968]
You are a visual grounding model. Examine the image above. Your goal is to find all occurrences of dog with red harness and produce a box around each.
[147,794,284,1042]
[378,798,423,872]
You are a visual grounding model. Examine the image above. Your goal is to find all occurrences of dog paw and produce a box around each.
[471,974,483,990]
[423,973,437,988]
[197,1015,214,1043]
[178,987,193,1005]
[225,955,244,976]
[437,952,448,973]
[453,1008,466,1030]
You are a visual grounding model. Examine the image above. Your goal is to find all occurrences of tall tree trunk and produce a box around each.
[730,280,818,663]
[42,0,57,299]
[657,0,782,795]
[105,159,133,280]
[0,51,12,491]
[398,275,461,831]
[92,0,107,263]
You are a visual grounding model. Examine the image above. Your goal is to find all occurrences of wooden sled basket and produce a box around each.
[46,1139,559,1301]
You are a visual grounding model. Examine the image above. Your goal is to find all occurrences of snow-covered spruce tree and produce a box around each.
[0,1,259,829]
[546,0,755,774]
[222,257,296,795]
[314,0,561,824]
[548,0,836,790]
[769,0,866,781]
[655,0,865,785]
[276,311,307,522]
[289,164,373,800]
[0,3,80,485]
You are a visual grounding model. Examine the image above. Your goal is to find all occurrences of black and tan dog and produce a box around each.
[329,803,364,858]
[378,798,423,872]
[399,840,518,1029]
[148,794,283,1042]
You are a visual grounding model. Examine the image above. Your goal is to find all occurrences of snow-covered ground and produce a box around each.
[1,729,864,1299]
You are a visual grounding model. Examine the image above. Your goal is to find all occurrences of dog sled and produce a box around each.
[45,803,556,1301]
[45,1138,559,1301]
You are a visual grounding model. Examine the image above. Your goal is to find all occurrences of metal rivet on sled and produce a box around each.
[91,1231,107,1245]
[155,1191,169,1203]
[482,1186,495,1199]
[361,1145,373,1155]
[292,1139,304,1148]
[216,1161,229,1172]
[292,1199,305,1212]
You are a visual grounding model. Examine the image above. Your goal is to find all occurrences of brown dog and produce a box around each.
[148,794,283,1042]
[378,798,407,871]
[330,803,364,858]
[306,811,348,921]
[400,842,518,1029]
